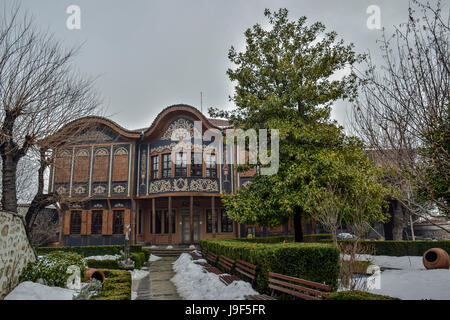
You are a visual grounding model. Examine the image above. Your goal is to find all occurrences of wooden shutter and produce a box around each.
[106,210,113,235]
[81,211,87,235]
[64,211,71,235]
[86,211,92,235]
[102,211,109,235]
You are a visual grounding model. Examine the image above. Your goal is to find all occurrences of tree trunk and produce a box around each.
[392,200,405,240]
[383,199,406,240]
[293,206,304,242]
[25,148,58,232]
[1,154,19,213]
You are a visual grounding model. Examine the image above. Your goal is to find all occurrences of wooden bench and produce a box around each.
[205,251,218,265]
[217,256,240,285]
[235,260,258,286]
[246,272,331,300]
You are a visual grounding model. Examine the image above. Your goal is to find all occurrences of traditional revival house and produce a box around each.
[48,104,298,246]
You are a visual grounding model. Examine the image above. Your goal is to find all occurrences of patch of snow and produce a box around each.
[131,291,137,300]
[368,269,450,300]
[189,245,196,249]
[166,245,173,249]
[337,232,355,240]
[129,269,149,281]
[149,254,162,262]
[5,281,76,300]
[342,254,425,270]
[83,254,121,261]
[171,253,258,300]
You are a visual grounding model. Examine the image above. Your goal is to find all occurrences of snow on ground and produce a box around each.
[171,253,259,300]
[353,254,425,270]
[83,254,121,261]
[131,291,137,300]
[4,281,76,300]
[368,269,450,300]
[341,254,450,299]
[129,269,149,281]
[149,254,162,262]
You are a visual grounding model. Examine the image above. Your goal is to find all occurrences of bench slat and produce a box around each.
[269,278,330,298]
[268,272,331,291]
[268,284,320,300]
[236,260,257,273]
[235,267,256,281]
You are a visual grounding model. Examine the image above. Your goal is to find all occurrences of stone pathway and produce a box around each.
[135,256,181,300]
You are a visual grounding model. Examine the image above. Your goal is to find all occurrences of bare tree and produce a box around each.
[351,0,449,237]
[0,6,102,224]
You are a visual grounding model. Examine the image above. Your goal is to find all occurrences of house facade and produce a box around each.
[49,104,296,246]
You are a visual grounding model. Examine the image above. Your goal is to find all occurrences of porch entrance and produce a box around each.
[181,208,201,244]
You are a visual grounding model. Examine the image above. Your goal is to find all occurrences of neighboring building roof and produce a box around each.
[208,118,231,128]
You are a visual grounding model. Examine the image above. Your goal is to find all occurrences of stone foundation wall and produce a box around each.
[0,210,36,299]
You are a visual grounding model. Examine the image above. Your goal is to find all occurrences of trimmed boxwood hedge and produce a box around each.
[90,269,131,300]
[86,259,119,269]
[238,236,295,243]
[328,290,400,300]
[304,234,332,243]
[200,238,340,293]
[131,252,146,269]
[329,240,450,256]
[36,245,143,257]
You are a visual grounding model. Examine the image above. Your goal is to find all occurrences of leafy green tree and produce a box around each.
[213,8,389,241]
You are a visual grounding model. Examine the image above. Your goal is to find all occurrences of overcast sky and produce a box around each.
[4,0,426,130]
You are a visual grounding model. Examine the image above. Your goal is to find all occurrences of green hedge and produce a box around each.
[221,234,331,244]
[200,239,340,294]
[328,290,400,300]
[332,240,450,256]
[304,234,332,243]
[131,252,146,269]
[86,259,119,269]
[90,269,131,300]
[36,245,143,257]
[142,248,151,261]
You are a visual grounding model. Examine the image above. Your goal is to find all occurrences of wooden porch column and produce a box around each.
[212,196,216,238]
[152,198,156,239]
[168,196,172,243]
[190,196,194,244]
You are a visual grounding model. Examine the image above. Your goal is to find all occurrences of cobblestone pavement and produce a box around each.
[135,256,181,300]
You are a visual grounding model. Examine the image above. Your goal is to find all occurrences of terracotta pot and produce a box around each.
[422,248,450,270]
[85,268,105,282]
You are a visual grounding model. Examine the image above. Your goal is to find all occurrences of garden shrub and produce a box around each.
[328,290,400,300]
[200,239,340,293]
[90,269,131,300]
[131,252,146,269]
[36,245,143,257]
[85,259,119,269]
[142,248,151,261]
[303,234,332,243]
[21,251,87,288]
